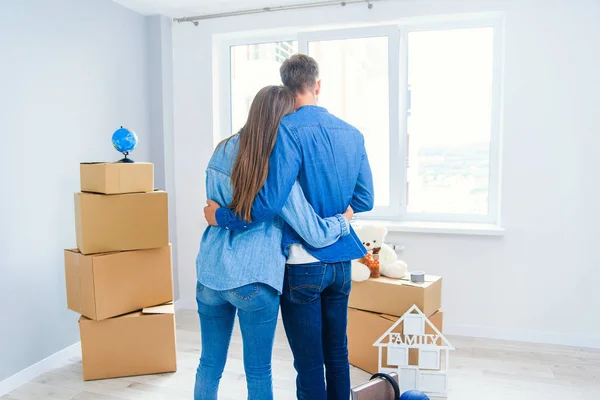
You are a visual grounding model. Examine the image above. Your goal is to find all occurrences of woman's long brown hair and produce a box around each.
[221,85,295,222]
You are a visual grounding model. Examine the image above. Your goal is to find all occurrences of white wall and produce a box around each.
[147,15,180,299]
[172,0,600,347]
[0,0,161,382]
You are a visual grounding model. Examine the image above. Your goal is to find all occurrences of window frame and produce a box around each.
[216,15,504,226]
[394,18,505,225]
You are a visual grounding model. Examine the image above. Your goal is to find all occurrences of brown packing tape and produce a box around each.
[75,252,82,315]
[66,250,84,318]
[114,164,121,194]
[90,254,98,319]
[74,196,83,252]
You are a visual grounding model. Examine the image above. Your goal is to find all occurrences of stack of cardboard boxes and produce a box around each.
[348,275,443,374]
[64,162,177,381]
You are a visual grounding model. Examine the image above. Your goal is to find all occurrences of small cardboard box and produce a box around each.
[79,303,177,381]
[65,245,174,321]
[349,275,442,317]
[80,162,154,194]
[74,191,168,255]
[348,308,443,375]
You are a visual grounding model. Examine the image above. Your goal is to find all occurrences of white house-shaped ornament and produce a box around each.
[372,305,454,398]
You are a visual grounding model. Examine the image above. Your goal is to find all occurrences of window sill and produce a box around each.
[354,220,505,236]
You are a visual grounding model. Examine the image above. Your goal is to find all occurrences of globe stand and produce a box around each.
[117,151,134,163]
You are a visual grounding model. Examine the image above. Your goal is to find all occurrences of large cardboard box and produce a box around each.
[79,303,177,381]
[80,162,154,194]
[74,191,168,255]
[349,275,442,317]
[65,245,173,321]
[348,308,443,375]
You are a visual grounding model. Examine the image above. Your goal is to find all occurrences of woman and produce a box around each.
[195,85,353,400]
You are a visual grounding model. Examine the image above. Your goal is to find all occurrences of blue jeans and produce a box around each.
[280,261,352,400]
[195,282,279,400]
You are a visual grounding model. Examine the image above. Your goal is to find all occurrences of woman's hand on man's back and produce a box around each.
[204,200,221,226]
[342,206,354,222]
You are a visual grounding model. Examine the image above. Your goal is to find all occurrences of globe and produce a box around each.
[112,126,138,154]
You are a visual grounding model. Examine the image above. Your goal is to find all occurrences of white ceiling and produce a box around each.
[112,0,328,17]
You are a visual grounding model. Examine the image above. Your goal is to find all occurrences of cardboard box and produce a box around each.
[349,275,442,317]
[74,191,168,255]
[65,245,174,321]
[80,162,154,194]
[348,308,443,375]
[79,303,177,381]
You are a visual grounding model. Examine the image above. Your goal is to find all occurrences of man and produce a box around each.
[205,54,374,400]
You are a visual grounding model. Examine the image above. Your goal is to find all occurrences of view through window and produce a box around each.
[230,41,298,134]
[406,28,494,215]
[308,37,390,207]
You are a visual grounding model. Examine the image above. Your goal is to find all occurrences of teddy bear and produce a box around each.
[351,224,408,282]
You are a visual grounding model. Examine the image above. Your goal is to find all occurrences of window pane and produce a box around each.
[230,41,297,134]
[309,37,389,207]
[407,28,494,215]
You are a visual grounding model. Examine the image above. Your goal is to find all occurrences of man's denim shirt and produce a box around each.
[215,105,374,263]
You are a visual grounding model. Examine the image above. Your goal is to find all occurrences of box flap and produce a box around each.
[121,311,144,318]
[92,244,172,259]
[380,314,399,322]
[65,249,97,320]
[66,248,123,257]
[79,190,165,198]
[350,309,399,324]
[142,302,174,315]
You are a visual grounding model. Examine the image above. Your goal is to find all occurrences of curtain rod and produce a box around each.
[173,0,380,25]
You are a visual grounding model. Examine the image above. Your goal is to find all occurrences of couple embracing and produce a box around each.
[195,54,374,400]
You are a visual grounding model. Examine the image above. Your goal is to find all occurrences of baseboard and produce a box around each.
[445,323,600,349]
[0,342,81,396]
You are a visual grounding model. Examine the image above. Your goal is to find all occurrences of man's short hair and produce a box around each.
[280,54,320,94]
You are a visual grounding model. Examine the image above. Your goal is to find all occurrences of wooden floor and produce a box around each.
[3,309,600,400]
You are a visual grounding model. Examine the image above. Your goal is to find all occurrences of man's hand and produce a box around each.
[342,205,354,222]
[204,200,221,226]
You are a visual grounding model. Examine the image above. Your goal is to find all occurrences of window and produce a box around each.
[406,28,494,216]
[230,41,298,133]
[221,18,503,225]
[307,37,390,207]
